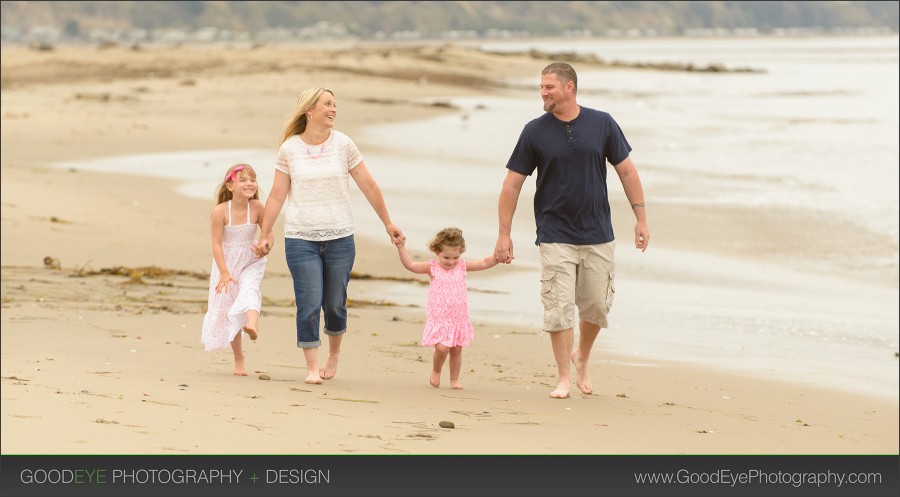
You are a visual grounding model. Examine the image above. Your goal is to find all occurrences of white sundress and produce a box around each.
[200,200,267,351]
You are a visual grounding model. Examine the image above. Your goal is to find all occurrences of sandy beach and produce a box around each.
[1,42,897,455]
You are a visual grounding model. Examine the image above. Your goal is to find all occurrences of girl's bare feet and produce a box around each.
[233,353,248,376]
[450,379,463,390]
[242,325,258,341]
[429,371,441,388]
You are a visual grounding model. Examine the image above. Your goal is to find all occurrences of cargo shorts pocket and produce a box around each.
[605,271,616,312]
[540,267,559,310]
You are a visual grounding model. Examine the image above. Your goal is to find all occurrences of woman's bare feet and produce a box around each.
[571,351,593,394]
[319,353,339,380]
[242,325,258,341]
[550,379,570,399]
[450,379,463,390]
[429,371,441,388]
[304,371,323,384]
[233,353,248,376]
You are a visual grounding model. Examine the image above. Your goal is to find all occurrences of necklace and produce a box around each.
[299,133,327,159]
[305,143,326,159]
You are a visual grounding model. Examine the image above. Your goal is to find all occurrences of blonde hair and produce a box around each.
[215,163,260,204]
[428,227,466,254]
[279,87,334,145]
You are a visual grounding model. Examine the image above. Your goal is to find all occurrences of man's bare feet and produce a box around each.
[243,325,258,341]
[450,379,463,390]
[234,354,248,376]
[304,371,323,384]
[429,371,441,388]
[571,351,593,394]
[319,354,339,380]
[550,380,570,399]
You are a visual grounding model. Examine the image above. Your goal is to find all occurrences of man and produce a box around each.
[494,62,649,399]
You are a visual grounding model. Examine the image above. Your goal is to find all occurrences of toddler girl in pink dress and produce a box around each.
[395,227,499,389]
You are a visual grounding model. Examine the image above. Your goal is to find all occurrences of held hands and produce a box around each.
[252,233,274,259]
[215,273,237,294]
[386,223,405,246]
[493,235,515,264]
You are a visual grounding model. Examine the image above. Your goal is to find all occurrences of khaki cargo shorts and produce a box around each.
[539,242,616,332]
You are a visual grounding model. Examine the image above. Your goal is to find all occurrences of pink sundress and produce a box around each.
[422,259,474,348]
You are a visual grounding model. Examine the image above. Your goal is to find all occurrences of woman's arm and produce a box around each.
[255,170,290,256]
[350,161,404,244]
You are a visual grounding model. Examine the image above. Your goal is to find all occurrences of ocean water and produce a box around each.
[53,36,899,399]
[477,36,900,243]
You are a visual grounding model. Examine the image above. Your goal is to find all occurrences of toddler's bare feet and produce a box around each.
[550,379,570,399]
[319,354,339,380]
[450,379,463,390]
[233,354,248,376]
[304,371,323,384]
[571,351,593,394]
[429,371,441,388]
[243,325,258,341]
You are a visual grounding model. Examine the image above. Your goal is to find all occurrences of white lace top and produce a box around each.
[274,130,363,241]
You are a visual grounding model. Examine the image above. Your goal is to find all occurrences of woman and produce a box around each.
[255,87,404,384]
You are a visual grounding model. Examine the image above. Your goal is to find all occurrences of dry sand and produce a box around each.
[1,42,897,455]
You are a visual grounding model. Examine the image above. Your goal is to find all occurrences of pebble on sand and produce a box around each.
[439,421,455,429]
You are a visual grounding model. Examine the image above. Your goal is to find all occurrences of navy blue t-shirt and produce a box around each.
[505,106,632,246]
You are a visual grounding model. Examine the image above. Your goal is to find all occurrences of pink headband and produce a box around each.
[225,165,247,182]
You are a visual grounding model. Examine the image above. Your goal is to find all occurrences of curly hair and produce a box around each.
[428,227,466,254]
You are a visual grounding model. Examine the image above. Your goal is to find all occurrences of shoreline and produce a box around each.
[2,262,897,454]
[2,43,897,455]
[41,123,899,401]
[36,149,900,401]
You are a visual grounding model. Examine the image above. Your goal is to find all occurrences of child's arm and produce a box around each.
[396,240,431,275]
[210,205,236,293]
[465,255,500,272]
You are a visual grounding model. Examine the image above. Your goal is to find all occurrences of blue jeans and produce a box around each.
[284,235,356,348]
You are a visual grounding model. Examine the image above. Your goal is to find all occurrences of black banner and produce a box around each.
[1,455,898,497]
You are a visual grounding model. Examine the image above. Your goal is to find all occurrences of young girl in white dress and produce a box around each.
[200,164,267,376]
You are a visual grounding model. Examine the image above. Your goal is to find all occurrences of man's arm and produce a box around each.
[613,156,649,252]
[494,170,527,263]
